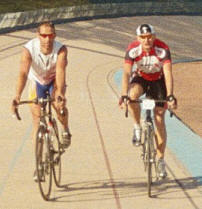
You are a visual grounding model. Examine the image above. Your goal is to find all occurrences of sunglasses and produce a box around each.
[39,33,55,38]
[139,34,153,39]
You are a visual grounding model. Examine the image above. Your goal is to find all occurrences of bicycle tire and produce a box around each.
[145,126,152,197]
[35,126,52,201]
[142,130,147,171]
[51,118,62,187]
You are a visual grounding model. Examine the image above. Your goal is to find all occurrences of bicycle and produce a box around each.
[13,93,65,201]
[125,98,173,197]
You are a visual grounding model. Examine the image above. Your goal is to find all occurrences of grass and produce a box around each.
[1,0,195,14]
[0,0,90,14]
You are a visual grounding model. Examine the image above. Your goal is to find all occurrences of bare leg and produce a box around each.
[52,84,70,132]
[128,83,144,124]
[30,103,41,180]
[52,84,71,148]
[55,106,70,131]
[154,107,167,159]
[55,105,71,148]
[128,83,144,145]
[30,103,40,142]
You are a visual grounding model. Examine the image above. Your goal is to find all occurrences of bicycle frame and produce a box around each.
[141,108,158,196]
[13,93,65,200]
[124,98,169,197]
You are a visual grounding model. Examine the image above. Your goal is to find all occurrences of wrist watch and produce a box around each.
[121,95,128,100]
[166,95,175,102]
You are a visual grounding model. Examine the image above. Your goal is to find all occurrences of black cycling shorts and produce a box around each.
[130,76,167,107]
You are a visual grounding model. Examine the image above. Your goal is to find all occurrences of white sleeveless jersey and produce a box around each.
[24,38,63,85]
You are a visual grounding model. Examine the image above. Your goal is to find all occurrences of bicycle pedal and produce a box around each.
[134,142,141,147]
[159,174,167,179]
[51,149,58,154]
[59,147,65,153]
[54,156,60,164]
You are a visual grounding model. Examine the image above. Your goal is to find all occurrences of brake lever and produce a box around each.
[169,110,174,118]
[14,107,21,120]
[12,100,21,120]
[124,98,130,118]
[125,102,128,118]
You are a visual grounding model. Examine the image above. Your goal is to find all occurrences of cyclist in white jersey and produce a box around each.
[12,21,71,149]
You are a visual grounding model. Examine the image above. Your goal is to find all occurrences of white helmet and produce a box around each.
[136,24,155,36]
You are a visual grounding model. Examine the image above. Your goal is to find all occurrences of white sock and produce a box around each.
[63,127,70,133]
[134,123,141,129]
[134,124,141,140]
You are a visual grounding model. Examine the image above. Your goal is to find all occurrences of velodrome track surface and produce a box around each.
[0,16,202,209]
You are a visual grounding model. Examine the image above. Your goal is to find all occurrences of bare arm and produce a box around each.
[11,47,31,114]
[55,45,68,97]
[163,62,177,109]
[163,62,173,97]
[119,62,132,107]
[16,47,32,100]
[121,63,132,96]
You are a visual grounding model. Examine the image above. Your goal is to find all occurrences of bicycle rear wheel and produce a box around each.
[35,127,52,201]
[51,119,62,187]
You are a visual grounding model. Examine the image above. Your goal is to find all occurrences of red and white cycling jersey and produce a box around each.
[125,38,171,81]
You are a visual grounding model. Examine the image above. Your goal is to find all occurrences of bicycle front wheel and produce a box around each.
[51,119,62,187]
[144,127,153,197]
[35,127,52,201]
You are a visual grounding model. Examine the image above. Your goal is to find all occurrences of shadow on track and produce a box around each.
[48,176,202,202]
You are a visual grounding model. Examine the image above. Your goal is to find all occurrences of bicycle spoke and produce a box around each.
[51,119,62,187]
[147,139,152,197]
[35,128,52,201]
[143,127,153,197]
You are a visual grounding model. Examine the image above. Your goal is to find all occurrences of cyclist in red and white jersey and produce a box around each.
[119,24,177,178]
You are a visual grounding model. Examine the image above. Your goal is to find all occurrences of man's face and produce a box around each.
[137,33,155,52]
[38,25,56,53]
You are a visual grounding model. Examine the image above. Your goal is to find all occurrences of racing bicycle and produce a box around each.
[125,98,173,197]
[13,93,65,201]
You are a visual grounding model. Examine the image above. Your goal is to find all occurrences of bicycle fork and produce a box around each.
[141,122,157,176]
